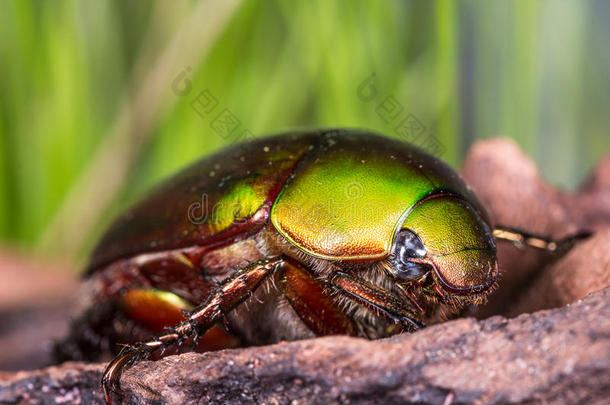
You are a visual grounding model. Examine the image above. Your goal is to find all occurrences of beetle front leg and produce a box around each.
[329,272,424,332]
[102,256,285,405]
[492,225,591,253]
[278,258,357,336]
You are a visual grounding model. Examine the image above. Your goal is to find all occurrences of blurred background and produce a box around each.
[0,0,608,269]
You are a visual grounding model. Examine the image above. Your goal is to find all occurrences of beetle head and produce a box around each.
[390,194,497,298]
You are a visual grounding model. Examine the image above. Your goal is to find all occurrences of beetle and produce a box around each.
[54,129,576,403]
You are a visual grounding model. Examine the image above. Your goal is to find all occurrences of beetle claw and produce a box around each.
[190,329,201,350]
[400,317,424,332]
[102,347,138,405]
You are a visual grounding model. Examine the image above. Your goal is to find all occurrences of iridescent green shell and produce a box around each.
[270,131,488,260]
[88,130,489,273]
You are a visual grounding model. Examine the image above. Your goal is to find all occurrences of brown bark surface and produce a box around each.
[1,288,608,404]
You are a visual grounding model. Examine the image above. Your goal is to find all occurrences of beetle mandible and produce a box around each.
[54,130,577,403]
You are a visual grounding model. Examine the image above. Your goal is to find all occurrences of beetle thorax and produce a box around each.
[258,224,453,331]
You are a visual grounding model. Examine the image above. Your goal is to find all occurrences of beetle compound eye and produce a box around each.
[394,229,427,260]
[390,229,429,280]
[394,260,430,280]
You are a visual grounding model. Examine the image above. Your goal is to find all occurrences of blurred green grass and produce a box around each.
[0,0,608,265]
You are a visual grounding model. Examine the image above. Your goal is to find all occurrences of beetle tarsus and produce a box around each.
[102,325,191,403]
[493,226,592,253]
[101,257,285,404]
[400,316,425,332]
[102,346,141,405]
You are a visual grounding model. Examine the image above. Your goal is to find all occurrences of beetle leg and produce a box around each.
[493,225,591,253]
[278,258,357,336]
[102,256,285,405]
[329,272,424,332]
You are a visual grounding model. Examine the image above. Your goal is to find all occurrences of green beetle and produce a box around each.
[55,129,566,403]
